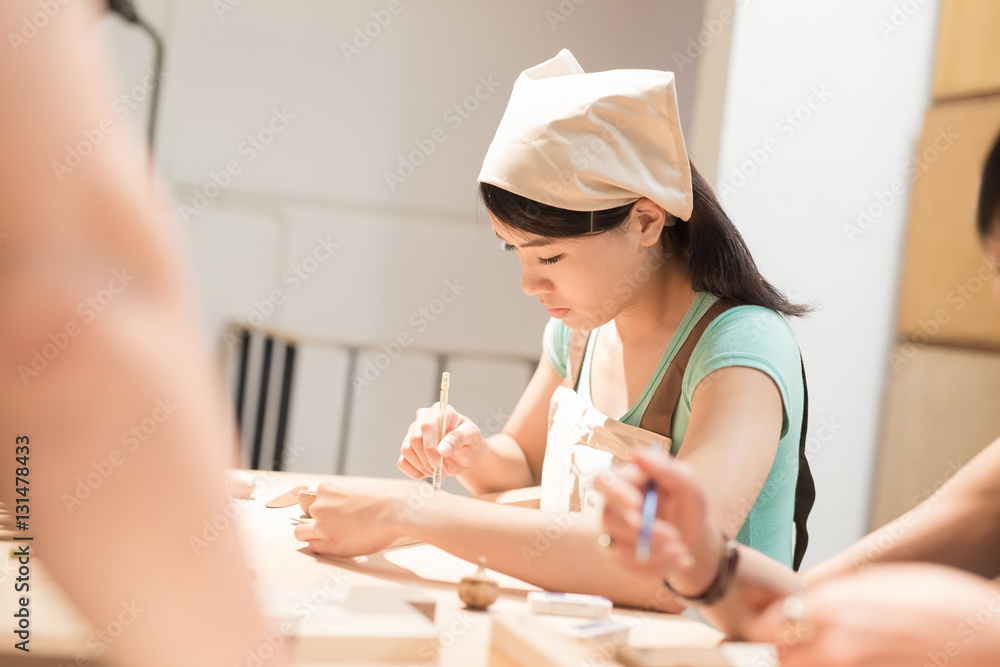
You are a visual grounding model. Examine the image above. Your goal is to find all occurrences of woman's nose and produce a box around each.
[520,268,551,296]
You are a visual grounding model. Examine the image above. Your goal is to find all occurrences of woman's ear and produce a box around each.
[631,198,667,247]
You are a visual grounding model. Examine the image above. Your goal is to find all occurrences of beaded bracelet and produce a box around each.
[661,537,739,606]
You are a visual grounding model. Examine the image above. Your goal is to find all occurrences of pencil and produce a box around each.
[636,441,662,564]
[432,372,450,491]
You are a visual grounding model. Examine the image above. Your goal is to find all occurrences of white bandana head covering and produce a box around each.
[478,49,693,222]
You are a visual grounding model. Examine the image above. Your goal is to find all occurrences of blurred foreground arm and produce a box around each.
[0,2,283,666]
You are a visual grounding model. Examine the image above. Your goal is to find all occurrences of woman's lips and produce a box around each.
[545,307,570,318]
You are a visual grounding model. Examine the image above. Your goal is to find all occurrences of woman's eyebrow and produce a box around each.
[494,232,554,249]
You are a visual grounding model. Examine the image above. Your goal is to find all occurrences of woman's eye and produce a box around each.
[501,241,516,252]
[538,254,563,265]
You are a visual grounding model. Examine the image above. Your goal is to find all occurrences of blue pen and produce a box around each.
[636,442,662,564]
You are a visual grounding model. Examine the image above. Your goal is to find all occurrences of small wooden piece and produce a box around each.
[458,557,499,610]
[264,485,308,508]
[298,489,317,517]
[227,471,256,499]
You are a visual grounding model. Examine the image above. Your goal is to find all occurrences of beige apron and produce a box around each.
[539,301,733,513]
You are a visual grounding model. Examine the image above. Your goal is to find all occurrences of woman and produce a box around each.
[599,131,1000,661]
[295,50,812,607]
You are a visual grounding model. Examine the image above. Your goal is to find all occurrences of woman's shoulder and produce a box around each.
[694,301,801,369]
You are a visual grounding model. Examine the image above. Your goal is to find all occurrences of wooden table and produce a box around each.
[0,471,776,666]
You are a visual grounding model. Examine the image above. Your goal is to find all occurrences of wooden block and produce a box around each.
[932,0,1000,101]
[617,644,777,667]
[895,96,1000,349]
[871,344,1000,528]
[262,587,439,664]
[491,612,622,667]
[490,611,771,667]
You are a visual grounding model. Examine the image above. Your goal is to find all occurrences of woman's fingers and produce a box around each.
[397,455,425,480]
[602,507,692,573]
[418,420,438,470]
[402,426,432,477]
[292,521,318,542]
[599,468,646,511]
[439,420,473,459]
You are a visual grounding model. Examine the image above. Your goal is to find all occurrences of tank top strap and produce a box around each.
[563,328,592,390]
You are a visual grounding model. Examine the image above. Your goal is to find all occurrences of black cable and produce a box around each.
[107,0,164,154]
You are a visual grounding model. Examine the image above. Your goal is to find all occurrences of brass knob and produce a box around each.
[458,557,499,610]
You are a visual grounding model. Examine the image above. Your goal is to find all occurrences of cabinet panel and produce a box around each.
[895,96,1000,349]
[872,344,1000,528]
[932,0,1000,100]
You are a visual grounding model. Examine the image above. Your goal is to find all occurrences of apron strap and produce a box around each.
[564,328,592,390]
[638,299,735,437]
[792,356,816,571]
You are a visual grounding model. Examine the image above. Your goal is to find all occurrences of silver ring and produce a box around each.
[780,595,814,645]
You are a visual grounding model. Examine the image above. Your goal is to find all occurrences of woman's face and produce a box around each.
[491,212,663,330]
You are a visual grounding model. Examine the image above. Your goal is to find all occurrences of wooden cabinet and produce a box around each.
[895,96,1000,350]
[933,0,1000,100]
[872,345,1000,527]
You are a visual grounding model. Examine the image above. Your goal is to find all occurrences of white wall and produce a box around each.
[716,0,941,564]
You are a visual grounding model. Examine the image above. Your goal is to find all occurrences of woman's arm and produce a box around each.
[295,477,686,611]
[0,2,279,665]
[745,564,1000,667]
[603,435,1000,640]
[672,365,784,542]
[806,436,1000,587]
[302,364,787,610]
[601,449,802,638]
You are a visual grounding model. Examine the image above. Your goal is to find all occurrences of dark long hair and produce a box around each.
[479,162,809,317]
[978,130,1000,239]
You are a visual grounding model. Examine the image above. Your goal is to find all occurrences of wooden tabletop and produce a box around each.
[0,470,776,666]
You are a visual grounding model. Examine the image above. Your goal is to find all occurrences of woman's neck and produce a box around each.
[610,254,697,348]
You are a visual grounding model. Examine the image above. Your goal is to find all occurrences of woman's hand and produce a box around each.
[598,449,725,596]
[398,403,490,481]
[292,478,427,557]
[745,563,1000,667]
